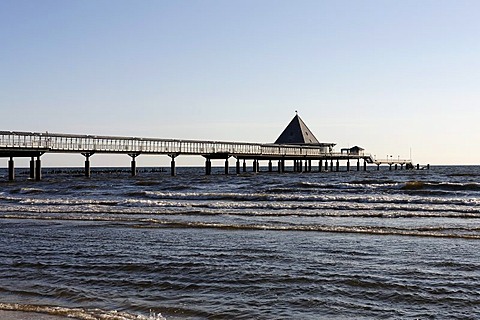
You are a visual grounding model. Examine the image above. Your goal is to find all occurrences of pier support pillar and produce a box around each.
[364,160,367,171]
[299,160,303,172]
[170,155,177,176]
[377,164,380,171]
[236,159,240,174]
[35,156,42,181]
[205,158,211,175]
[278,160,282,173]
[319,160,322,172]
[129,154,139,177]
[224,158,229,175]
[8,157,14,181]
[389,164,392,171]
[85,158,91,177]
[357,159,360,171]
[330,160,334,172]
[308,160,311,172]
[325,160,329,171]
[347,159,350,172]
[281,159,285,173]
[29,157,36,179]
[253,160,258,173]
[336,160,339,172]
[82,153,93,178]
[395,164,398,170]
[417,164,420,170]
[268,160,272,172]
[243,159,246,173]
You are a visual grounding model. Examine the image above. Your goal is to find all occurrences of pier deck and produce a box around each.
[1,130,417,180]
[0,131,373,160]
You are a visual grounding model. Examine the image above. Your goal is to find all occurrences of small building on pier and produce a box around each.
[341,146,365,156]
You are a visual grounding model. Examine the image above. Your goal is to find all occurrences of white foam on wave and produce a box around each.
[0,302,166,320]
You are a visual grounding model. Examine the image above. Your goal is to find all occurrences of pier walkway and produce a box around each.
[1,114,420,181]
[0,130,376,180]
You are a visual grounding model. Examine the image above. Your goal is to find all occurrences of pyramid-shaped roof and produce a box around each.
[274,114,320,145]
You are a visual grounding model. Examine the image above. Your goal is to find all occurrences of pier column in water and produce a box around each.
[268,160,272,172]
[252,160,257,173]
[169,155,177,176]
[357,159,360,171]
[30,157,36,179]
[330,159,334,172]
[243,159,246,173]
[325,159,329,171]
[224,158,229,175]
[35,155,42,181]
[278,160,282,173]
[129,154,139,177]
[336,159,339,172]
[364,160,367,171]
[346,159,350,172]
[8,157,14,181]
[205,158,212,175]
[82,153,94,178]
[236,159,240,174]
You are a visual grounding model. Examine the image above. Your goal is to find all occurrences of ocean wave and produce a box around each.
[402,181,480,192]
[19,198,119,206]
[119,220,480,239]
[9,187,46,195]
[0,302,165,320]
[0,215,479,239]
[1,199,480,218]
[135,190,480,208]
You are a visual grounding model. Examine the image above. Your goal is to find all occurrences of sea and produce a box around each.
[0,165,479,320]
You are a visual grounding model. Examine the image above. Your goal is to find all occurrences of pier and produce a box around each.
[0,115,416,181]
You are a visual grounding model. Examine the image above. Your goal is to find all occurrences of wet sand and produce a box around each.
[0,310,71,320]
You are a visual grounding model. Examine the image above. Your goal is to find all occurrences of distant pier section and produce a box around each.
[0,114,415,181]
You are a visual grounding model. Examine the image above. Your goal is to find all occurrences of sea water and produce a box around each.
[0,166,479,319]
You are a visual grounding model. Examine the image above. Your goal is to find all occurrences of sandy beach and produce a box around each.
[0,310,71,320]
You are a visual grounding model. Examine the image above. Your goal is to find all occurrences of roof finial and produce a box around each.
[295,110,298,115]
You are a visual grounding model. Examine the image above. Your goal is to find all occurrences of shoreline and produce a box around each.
[0,310,70,320]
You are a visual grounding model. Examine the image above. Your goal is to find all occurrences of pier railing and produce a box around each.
[0,130,362,159]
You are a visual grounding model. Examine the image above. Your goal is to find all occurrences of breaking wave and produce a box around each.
[0,302,165,320]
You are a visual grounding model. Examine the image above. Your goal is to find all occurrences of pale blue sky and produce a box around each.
[1,0,479,167]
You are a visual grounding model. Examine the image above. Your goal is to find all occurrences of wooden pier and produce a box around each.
[0,115,417,181]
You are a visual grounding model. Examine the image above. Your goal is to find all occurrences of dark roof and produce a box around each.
[274,114,321,145]
[350,146,364,151]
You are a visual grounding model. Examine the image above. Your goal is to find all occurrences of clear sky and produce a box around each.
[1,0,479,167]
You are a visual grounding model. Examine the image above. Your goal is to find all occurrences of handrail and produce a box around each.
[0,130,347,158]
